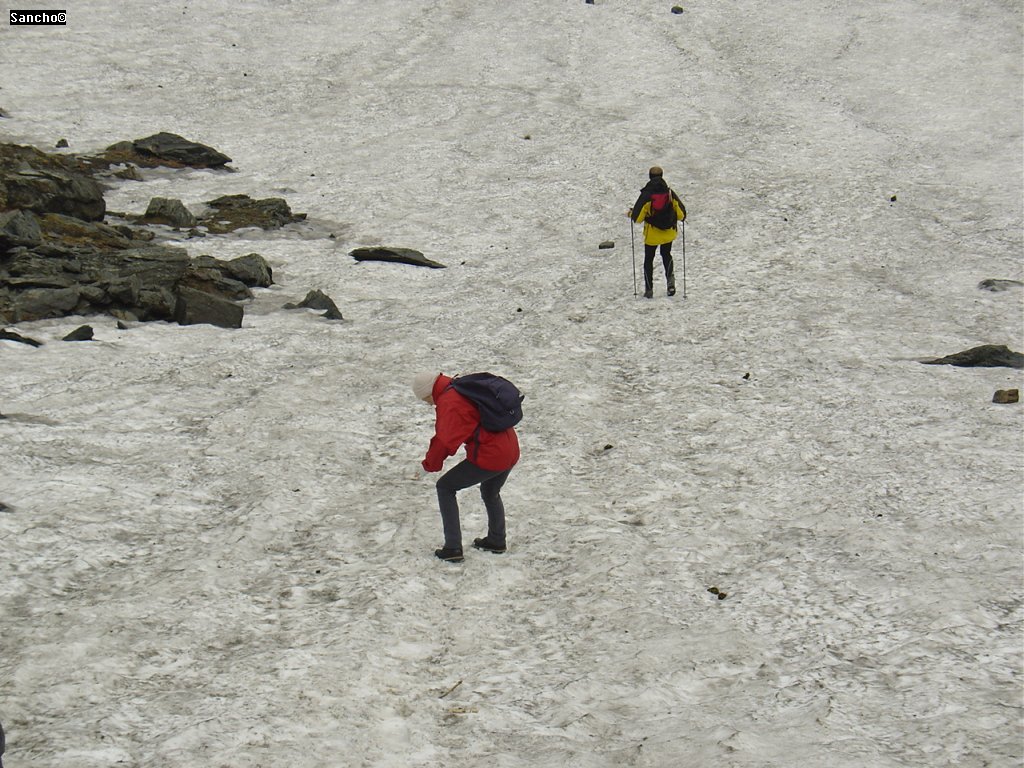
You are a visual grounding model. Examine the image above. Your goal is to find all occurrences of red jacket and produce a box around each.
[422,374,521,472]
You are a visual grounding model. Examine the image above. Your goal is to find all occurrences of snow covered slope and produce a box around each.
[1,1,1021,766]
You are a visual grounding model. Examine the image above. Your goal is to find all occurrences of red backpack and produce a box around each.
[647,190,680,229]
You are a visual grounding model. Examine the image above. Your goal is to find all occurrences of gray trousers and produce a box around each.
[435,460,511,550]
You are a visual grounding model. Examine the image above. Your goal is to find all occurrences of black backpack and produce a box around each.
[446,373,524,432]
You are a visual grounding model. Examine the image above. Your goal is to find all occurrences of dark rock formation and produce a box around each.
[102,132,232,169]
[978,279,1024,292]
[0,143,106,221]
[350,246,446,269]
[924,345,1024,369]
[0,327,43,346]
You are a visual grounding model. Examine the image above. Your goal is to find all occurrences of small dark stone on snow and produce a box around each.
[993,389,1020,404]
[671,5,684,13]
[599,240,615,249]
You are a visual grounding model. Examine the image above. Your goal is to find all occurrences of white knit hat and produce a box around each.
[411,371,439,401]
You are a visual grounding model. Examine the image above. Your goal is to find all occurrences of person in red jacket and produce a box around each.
[412,371,520,562]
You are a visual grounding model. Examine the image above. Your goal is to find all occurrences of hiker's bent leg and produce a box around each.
[479,468,511,544]
[661,242,675,290]
[436,461,493,550]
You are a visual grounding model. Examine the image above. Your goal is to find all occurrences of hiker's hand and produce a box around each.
[411,464,431,481]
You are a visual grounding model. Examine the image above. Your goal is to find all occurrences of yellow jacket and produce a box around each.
[634,197,686,245]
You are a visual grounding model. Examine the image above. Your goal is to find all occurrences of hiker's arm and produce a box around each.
[422,402,478,471]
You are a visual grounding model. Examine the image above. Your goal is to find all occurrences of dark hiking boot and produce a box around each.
[643,288,653,299]
[434,547,464,562]
[473,537,507,554]
[667,285,676,296]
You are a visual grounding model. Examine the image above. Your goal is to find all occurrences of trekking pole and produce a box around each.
[630,217,637,297]
[681,220,687,299]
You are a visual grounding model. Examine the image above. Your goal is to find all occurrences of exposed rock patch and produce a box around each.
[923,345,1024,369]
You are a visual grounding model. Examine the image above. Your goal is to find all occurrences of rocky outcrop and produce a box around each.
[199,194,306,233]
[1,140,278,327]
[0,143,105,221]
[101,132,232,169]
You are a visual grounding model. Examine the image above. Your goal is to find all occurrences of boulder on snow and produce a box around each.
[103,132,232,169]
[223,253,274,288]
[350,246,446,269]
[284,289,343,320]
[63,324,94,341]
[923,344,1024,370]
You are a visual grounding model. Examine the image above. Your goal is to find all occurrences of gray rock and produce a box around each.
[0,209,43,249]
[143,197,197,228]
[10,285,81,322]
[350,246,446,269]
[174,286,243,328]
[63,324,94,341]
[224,253,273,287]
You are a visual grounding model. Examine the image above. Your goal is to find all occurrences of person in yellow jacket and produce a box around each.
[628,166,687,298]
